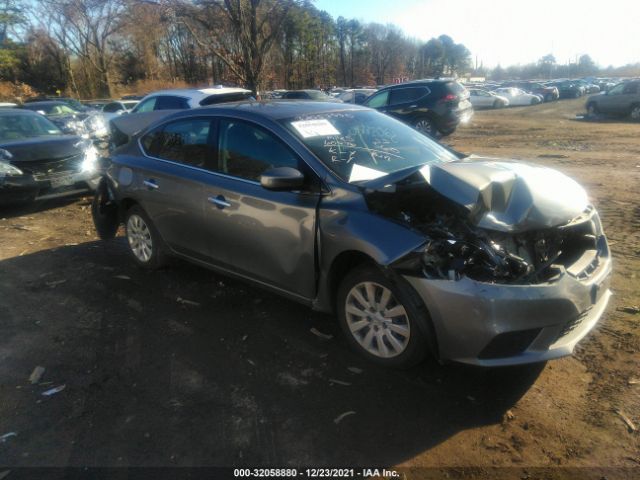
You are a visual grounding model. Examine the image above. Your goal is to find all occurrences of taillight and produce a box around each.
[440,94,457,102]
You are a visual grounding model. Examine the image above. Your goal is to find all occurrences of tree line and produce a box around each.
[0,0,474,98]
[0,0,637,100]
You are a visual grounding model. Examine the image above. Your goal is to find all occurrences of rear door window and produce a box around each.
[388,87,429,106]
[133,97,157,113]
[623,83,639,95]
[141,118,215,168]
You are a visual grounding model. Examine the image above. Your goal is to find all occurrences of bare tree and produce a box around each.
[36,0,127,97]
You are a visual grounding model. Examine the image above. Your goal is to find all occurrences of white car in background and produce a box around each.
[469,89,509,109]
[493,87,543,106]
[109,87,254,150]
[337,88,377,104]
[100,100,140,122]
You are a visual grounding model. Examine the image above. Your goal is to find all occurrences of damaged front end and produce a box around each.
[361,157,612,365]
[364,158,606,286]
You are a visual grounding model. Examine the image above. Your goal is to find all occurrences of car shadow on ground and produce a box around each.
[0,240,545,467]
[0,195,91,219]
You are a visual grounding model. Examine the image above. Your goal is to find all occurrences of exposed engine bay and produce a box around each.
[363,159,605,285]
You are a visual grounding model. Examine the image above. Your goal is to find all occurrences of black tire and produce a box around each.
[412,116,437,137]
[91,180,119,240]
[586,102,599,117]
[629,104,640,122]
[336,265,432,369]
[124,205,167,269]
[493,99,502,109]
[545,93,554,102]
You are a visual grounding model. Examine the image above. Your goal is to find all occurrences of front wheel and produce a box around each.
[124,205,167,269]
[630,104,640,122]
[336,265,431,368]
[587,103,599,117]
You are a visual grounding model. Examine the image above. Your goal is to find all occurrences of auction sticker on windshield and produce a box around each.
[291,119,340,138]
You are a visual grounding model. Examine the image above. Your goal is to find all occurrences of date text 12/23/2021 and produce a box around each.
[233,468,401,478]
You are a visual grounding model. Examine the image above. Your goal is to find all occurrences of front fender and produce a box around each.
[313,204,426,312]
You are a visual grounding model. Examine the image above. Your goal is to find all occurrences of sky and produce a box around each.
[314,0,640,68]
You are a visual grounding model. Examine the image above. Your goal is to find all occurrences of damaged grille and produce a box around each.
[13,154,84,180]
[371,183,606,285]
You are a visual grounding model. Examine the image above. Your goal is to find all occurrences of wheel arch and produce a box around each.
[325,250,378,314]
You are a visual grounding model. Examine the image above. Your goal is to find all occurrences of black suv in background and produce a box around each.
[363,79,472,136]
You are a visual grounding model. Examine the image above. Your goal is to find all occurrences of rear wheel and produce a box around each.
[587,102,599,117]
[336,265,431,368]
[413,117,436,137]
[124,205,167,269]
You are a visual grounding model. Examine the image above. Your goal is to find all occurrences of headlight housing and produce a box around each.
[81,146,99,173]
[84,115,108,137]
[64,119,87,135]
[0,160,23,177]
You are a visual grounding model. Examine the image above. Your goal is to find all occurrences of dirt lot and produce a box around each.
[0,98,638,478]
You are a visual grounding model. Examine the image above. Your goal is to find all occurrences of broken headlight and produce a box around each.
[421,236,532,282]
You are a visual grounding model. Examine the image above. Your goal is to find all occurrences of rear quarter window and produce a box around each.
[200,92,253,106]
[155,96,190,110]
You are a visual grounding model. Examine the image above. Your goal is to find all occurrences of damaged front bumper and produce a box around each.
[404,242,612,366]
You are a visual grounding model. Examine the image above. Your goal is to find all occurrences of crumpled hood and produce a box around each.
[418,156,589,232]
[0,135,85,162]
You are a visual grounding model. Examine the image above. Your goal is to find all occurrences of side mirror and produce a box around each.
[260,167,304,191]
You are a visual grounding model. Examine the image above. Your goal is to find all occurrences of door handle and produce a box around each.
[208,195,231,209]
[143,179,159,190]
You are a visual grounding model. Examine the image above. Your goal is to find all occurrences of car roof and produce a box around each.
[170,100,367,121]
[0,108,41,116]
[142,87,251,102]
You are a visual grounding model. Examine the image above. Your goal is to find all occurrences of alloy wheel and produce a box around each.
[344,281,410,358]
[127,214,153,263]
[414,118,433,135]
[630,106,640,121]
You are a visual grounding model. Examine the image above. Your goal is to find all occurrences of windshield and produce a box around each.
[282,110,458,183]
[0,114,62,140]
